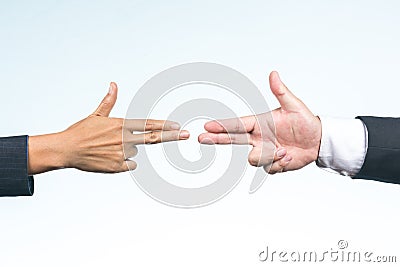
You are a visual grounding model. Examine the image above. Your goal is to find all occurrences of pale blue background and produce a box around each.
[0,1,399,266]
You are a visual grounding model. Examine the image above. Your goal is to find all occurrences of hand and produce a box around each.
[28,82,190,175]
[198,71,321,174]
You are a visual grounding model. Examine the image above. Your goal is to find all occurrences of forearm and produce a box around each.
[28,133,67,175]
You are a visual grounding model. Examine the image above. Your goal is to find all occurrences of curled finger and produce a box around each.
[123,144,138,159]
[265,155,292,174]
[247,143,276,167]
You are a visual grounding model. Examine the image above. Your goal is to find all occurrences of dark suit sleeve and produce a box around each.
[353,116,400,184]
[0,136,34,196]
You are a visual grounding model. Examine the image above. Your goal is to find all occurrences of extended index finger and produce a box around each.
[204,115,256,133]
[126,130,190,144]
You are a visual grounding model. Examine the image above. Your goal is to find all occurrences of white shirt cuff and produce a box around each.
[316,117,368,177]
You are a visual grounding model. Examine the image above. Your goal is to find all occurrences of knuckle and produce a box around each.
[145,123,155,131]
[267,164,279,174]
[248,155,260,166]
[111,118,123,128]
[111,164,123,173]
[116,149,124,160]
[116,138,123,146]
[279,158,289,167]
[145,120,162,131]
[147,132,160,144]
[113,123,123,144]
[108,154,125,173]
[108,163,120,173]
[120,161,129,171]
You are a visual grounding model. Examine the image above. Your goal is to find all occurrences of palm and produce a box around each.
[270,107,321,171]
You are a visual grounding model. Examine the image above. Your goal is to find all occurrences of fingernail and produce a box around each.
[108,83,114,95]
[200,138,213,144]
[170,123,180,130]
[276,148,286,157]
[284,155,292,163]
[180,131,190,139]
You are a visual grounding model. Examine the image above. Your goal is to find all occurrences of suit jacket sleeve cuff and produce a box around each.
[353,116,400,184]
[0,135,34,196]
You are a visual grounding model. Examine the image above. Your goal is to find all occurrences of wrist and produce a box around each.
[28,132,68,175]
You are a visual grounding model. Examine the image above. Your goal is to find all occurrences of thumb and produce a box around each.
[269,71,302,111]
[92,82,118,117]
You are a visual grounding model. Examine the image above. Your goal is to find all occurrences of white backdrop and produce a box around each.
[0,1,399,266]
